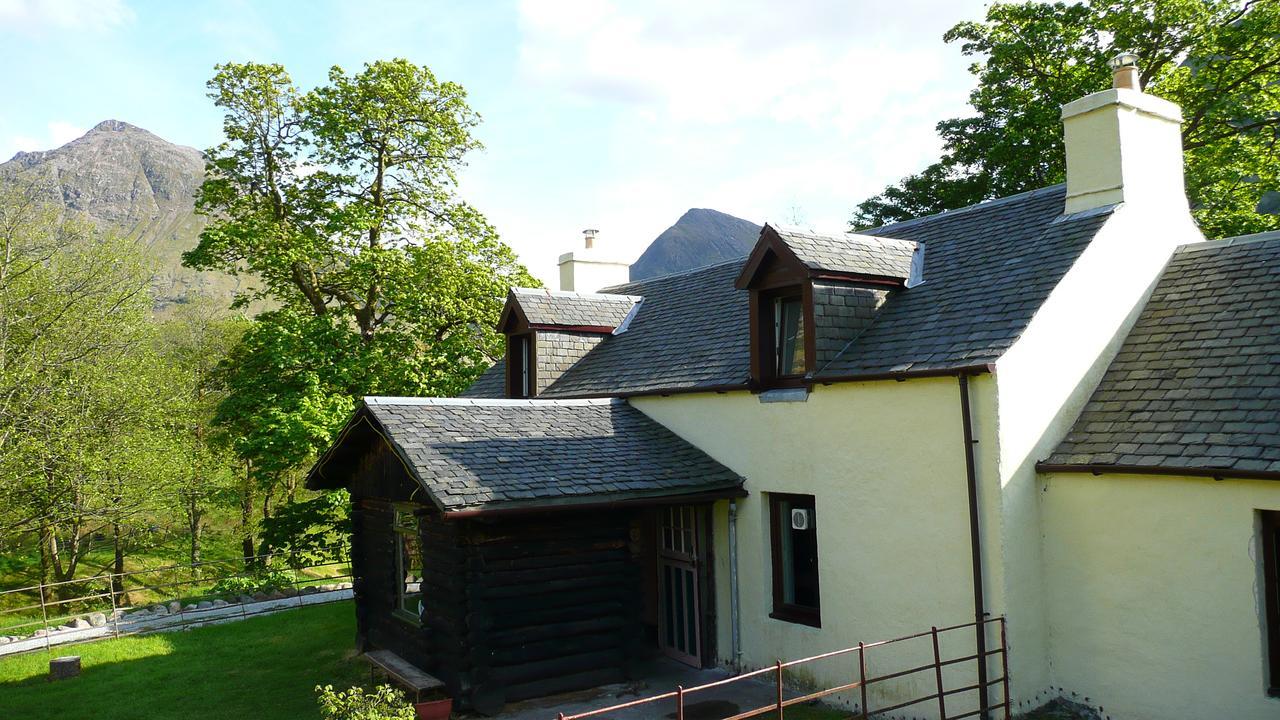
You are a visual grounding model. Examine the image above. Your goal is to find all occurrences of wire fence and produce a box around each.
[0,548,353,658]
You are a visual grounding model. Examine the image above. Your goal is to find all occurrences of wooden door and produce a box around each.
[658,506,701,666]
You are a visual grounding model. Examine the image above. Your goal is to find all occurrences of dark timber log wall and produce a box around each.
[344,441,649,714]
[463,510,644,713]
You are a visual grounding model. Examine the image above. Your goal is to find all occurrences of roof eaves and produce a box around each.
[1036,461,1280,483]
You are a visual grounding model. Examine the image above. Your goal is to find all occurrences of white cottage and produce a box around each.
[310,58,1280,720]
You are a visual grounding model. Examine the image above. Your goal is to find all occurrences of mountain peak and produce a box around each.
[90,119,142,133]
[629,208,761,281]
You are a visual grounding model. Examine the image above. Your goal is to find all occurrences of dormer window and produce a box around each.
[736,225,919,390]
[495,288,643,399]
[773,295,806,378]
[506,333,534,398]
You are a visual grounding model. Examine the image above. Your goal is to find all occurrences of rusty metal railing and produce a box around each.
[556,616,1010,720]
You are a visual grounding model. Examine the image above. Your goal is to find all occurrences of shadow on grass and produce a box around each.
[0,601,365,720]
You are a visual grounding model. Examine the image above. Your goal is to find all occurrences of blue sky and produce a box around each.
[0,0,989,283]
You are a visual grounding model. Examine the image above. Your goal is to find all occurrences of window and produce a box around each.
[506,333,534,398]
[393,507,423,623]
[1264,511,1280,694]
[774,296,805,377]
[770,493,820,627]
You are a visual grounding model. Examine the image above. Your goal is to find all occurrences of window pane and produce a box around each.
[776,496,820,611]
[776,297,805,376]
[397,528,423,617]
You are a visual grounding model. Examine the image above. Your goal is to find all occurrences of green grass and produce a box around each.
[0,600,366,720]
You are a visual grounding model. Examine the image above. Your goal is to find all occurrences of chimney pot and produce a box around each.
[1109,52,1142,90]
[558,228,628,291]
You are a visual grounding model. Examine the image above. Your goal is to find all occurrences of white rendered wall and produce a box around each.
[1042,473,1280,720]
[991,201,1202,707]
[632,376,1002,718]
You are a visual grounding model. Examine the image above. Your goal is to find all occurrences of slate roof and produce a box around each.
[1041,232,1280,477]
[462,183,1113,398]
[539,260,751,397]
[818,185,1113,376]
[327,397,744,511]
[508,288,641,329]
[773,226,918,279]
[461,362,506,399]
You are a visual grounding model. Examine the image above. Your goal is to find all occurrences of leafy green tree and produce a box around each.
[0,184,169,594]
[185,60,536,558]
[156,300,247,567]
[852,0,1280,240]
[259,490,352,568]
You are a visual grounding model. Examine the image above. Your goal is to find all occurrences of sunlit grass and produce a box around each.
[0,601,364,720]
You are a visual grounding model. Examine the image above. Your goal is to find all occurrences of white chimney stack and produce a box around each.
[558,228,630,292]
[1061,53,1186,214]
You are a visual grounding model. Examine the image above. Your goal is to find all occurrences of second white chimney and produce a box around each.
[1061,55,1186,214]
[558,228,630,292]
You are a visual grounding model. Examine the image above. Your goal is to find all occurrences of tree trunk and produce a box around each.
[112,520,128,606]
[241,461,256,568]
[188,499,202,568]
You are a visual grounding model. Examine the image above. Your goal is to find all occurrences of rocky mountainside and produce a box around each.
[629,208,761,281]
[1,120,247,309]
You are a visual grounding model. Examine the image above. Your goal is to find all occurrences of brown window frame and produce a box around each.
[1264,511,1280,695]
[392,504,423,625]
[769,493,821,628]
[505,332,536,398]
[751,286,814,390]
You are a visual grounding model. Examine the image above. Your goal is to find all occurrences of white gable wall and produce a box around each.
[992,199,1203,705]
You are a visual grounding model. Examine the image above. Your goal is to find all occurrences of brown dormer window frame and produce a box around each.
[505,332,536,398]
[738,237,815,390]
[750,285,814,388]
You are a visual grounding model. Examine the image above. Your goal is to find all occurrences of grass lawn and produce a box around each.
[0,601,365,720]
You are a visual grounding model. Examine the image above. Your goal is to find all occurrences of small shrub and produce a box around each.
[315,684,417,720]
[210,567,297,596]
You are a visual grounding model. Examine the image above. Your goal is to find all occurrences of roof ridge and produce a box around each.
[863,183,1066,236]
[770,224,920,247]
[605,256,746,292]
[367,396,623,407]
[511,287,643,301]
[1178,229,1280,254]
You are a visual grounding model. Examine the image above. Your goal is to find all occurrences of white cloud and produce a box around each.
[500,0,989,283]
[3,120,85,158]
[0,0,134,33]
[517,0,977,130]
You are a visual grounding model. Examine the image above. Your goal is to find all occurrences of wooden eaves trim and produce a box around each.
[496,290,531,334]
[1035,462,1280,483]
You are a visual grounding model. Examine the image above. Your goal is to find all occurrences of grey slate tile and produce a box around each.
[361,397,743,511]
[1044,232,1280,475]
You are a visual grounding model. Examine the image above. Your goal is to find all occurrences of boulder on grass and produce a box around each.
[88,612,107,627]
[69,618,90,630]
[197,600,213,610]
[167,601,181,614]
